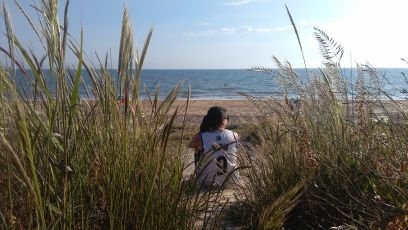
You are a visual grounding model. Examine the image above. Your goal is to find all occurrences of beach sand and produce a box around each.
[173,99,259,116]
[95,97,408,122]
[140,99,265,126]
[141,98,408,125]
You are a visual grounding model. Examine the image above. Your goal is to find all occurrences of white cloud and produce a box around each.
[253,28,274,33]
[224,0,254,6]
[187,25,287,36]
[221,26,253,34]
[224,0,269,6]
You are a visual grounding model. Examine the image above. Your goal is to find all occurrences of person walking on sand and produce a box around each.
[188,106,240,188]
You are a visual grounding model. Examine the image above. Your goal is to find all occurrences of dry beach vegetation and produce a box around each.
[0,1,407,229]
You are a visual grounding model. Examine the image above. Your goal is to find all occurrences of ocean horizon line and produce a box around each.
[9,68,408,101]
[11,67,408,71]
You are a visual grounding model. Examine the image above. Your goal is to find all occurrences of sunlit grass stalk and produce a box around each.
[234,7,408,228]
[1,0,219,228]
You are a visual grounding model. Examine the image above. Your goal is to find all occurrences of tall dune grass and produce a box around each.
[230,9,408,229]
[0,1,226,229]
[1,1,407,229]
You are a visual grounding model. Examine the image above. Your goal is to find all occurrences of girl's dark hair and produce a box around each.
[200,106,227,132]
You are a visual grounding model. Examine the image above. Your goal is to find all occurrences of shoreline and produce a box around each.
[105,98,408,114]
[78,98,408,125]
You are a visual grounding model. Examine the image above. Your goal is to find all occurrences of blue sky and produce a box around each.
[2,0,408,69]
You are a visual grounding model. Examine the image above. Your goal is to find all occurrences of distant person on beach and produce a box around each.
[116,95,136,115]
[188,106,240,188]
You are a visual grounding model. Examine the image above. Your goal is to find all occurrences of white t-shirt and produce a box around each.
[196,129,239,187]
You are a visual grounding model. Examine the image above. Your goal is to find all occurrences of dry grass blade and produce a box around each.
[251,66,274,73]
[0,1,225,229]
[258,182,305,229]
[178,84,191,150]
[0,133,36,206]
[285,4,307,70]
[2,3,15,72]
[136,28,153,74]
[0,47,26,71]
[118,8,133,98]
[61,0,69,58]
[133,28,153,101]
[314,27,344,66]
[13,0,47,51]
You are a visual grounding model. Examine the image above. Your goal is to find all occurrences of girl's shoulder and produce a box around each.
[188,133,202,149]
[225,129,239,137]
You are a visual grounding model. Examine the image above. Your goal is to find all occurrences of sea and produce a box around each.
[11,68,408,100]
